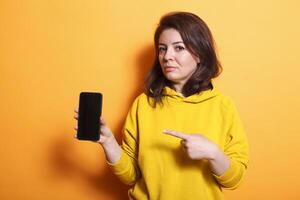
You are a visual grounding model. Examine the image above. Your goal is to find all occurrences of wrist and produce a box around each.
[100,138,121,164]
[207,145,231,176]
[208,145,222,161]
[101,137,118,149]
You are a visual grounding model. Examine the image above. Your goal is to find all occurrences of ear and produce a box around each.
[196,57,200,64]
[192,52,200,64]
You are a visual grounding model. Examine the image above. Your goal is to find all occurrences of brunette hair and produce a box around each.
[144,11,222,107]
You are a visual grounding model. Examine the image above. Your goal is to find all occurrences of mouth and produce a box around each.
[164,66,177,73]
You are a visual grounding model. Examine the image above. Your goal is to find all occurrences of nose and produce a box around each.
[163,48,174,61]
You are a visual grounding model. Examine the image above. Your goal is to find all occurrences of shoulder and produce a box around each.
[128,92,152,111]
[131,93,148,105]
[214,88,237,114]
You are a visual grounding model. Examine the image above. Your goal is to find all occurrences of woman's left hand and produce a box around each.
[163,129,230,176]
[162,129,219,160]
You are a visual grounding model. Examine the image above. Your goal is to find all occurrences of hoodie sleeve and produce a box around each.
[107,97,141,185]
[213,99,250,190]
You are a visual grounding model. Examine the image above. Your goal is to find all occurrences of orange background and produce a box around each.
[1,0,300,199]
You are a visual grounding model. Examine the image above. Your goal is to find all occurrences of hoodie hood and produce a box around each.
[163,83,219,103]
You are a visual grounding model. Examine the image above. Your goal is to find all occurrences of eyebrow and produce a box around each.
[158,41,184,46]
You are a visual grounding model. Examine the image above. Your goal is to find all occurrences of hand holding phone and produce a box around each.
[74,93,122,163]
[77,92,102,141]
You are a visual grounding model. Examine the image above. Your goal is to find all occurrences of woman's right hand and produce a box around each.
[73,107,121,163]
[73,107,114,145]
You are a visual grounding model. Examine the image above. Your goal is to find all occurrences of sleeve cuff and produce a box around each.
[213,159,245,189]
[106,150,129,175]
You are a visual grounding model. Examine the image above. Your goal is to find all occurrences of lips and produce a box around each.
[164,66,177,73]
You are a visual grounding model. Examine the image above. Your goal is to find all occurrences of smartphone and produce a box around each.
[77,92,102,141]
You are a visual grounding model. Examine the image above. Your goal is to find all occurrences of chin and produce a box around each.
[165,75,180,83]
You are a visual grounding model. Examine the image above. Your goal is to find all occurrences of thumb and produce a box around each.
[99,117,113,137]
[100,116,107,126]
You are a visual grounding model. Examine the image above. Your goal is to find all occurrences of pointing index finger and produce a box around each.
[163,130,190,140]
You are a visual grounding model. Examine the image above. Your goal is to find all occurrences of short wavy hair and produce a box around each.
[145,11,222,107]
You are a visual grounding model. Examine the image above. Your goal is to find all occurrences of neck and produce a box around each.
[173,83,183,94]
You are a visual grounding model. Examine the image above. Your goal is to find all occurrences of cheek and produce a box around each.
[158,55,163,63]
[178,55,198,69]
[158,54,163,63]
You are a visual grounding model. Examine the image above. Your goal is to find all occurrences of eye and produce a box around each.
[158,46,167,54]
[175,45,185,51]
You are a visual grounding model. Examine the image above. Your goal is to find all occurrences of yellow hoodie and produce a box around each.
[108,85,249,200]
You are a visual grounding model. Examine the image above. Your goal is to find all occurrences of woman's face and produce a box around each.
[158,28,200,92]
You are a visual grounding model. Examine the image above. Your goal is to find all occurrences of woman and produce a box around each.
[74,11,249,200]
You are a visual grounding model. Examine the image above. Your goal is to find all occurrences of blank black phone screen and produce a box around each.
[77,92,102,141]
